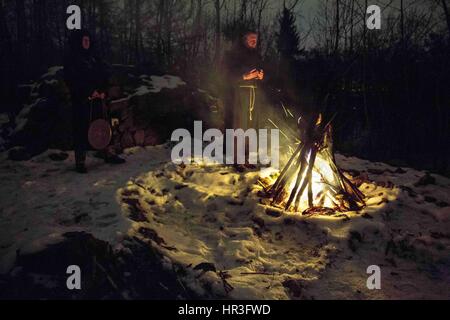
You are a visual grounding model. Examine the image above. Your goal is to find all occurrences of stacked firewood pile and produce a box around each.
[107,96,169,152]
[263,114,366,214]
[106,73,221,153]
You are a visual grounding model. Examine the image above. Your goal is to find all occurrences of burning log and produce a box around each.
[265,114,365,214]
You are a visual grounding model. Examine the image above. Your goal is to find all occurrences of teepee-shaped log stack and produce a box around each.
[268,115,365,214]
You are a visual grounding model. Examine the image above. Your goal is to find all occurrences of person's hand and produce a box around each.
[90,90,106,100]
[243,69,259,81]
[257,69,264,80]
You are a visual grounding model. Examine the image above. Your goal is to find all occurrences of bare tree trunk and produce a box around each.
[441,0,450,39]
[15,0,27,81]
[214,0,225,64]
[240,0,248,22]
[156,0,165,66]
[334,0,340,53]
[88,0,97,40]
[134,0,142,63]
[33,0,49,75]
[256,0,269,51]
[362,0,370,131]
[192,0,204,59]
[349,0,354,53]
[0,0,14,105]
[400,0,405,49]
[164,0,174,67]
[126,1,133,64]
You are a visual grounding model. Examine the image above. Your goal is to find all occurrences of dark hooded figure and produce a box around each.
[223,31,265,132]
[222,31,265,165]
[64,29,124,173]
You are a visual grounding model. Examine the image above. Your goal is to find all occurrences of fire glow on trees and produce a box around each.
[259,114,366,215]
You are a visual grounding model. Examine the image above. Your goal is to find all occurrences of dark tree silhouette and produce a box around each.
[276,6,301,68]
[275,6,302,106]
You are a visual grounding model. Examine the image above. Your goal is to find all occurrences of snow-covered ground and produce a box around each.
[0,146,449,299]
[0,146,171,274]
[134,75,187,96]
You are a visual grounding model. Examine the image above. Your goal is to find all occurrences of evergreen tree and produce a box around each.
[276,7,300,63]
[275,6,301,94]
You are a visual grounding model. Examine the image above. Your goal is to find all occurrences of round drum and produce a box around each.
[88,119,112,150]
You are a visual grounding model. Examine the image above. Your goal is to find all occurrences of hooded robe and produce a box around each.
[64,30,110,164]
[223,39,264,131]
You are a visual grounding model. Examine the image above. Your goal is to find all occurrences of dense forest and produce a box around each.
[0,0,449,175]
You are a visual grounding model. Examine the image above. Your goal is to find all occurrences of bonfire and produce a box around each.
[260,114,365,215]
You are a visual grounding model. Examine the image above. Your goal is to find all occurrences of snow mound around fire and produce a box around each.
[119,157,450,299]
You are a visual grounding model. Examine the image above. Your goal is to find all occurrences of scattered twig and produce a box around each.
[94,259,129,300]
[240,272,276,276]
